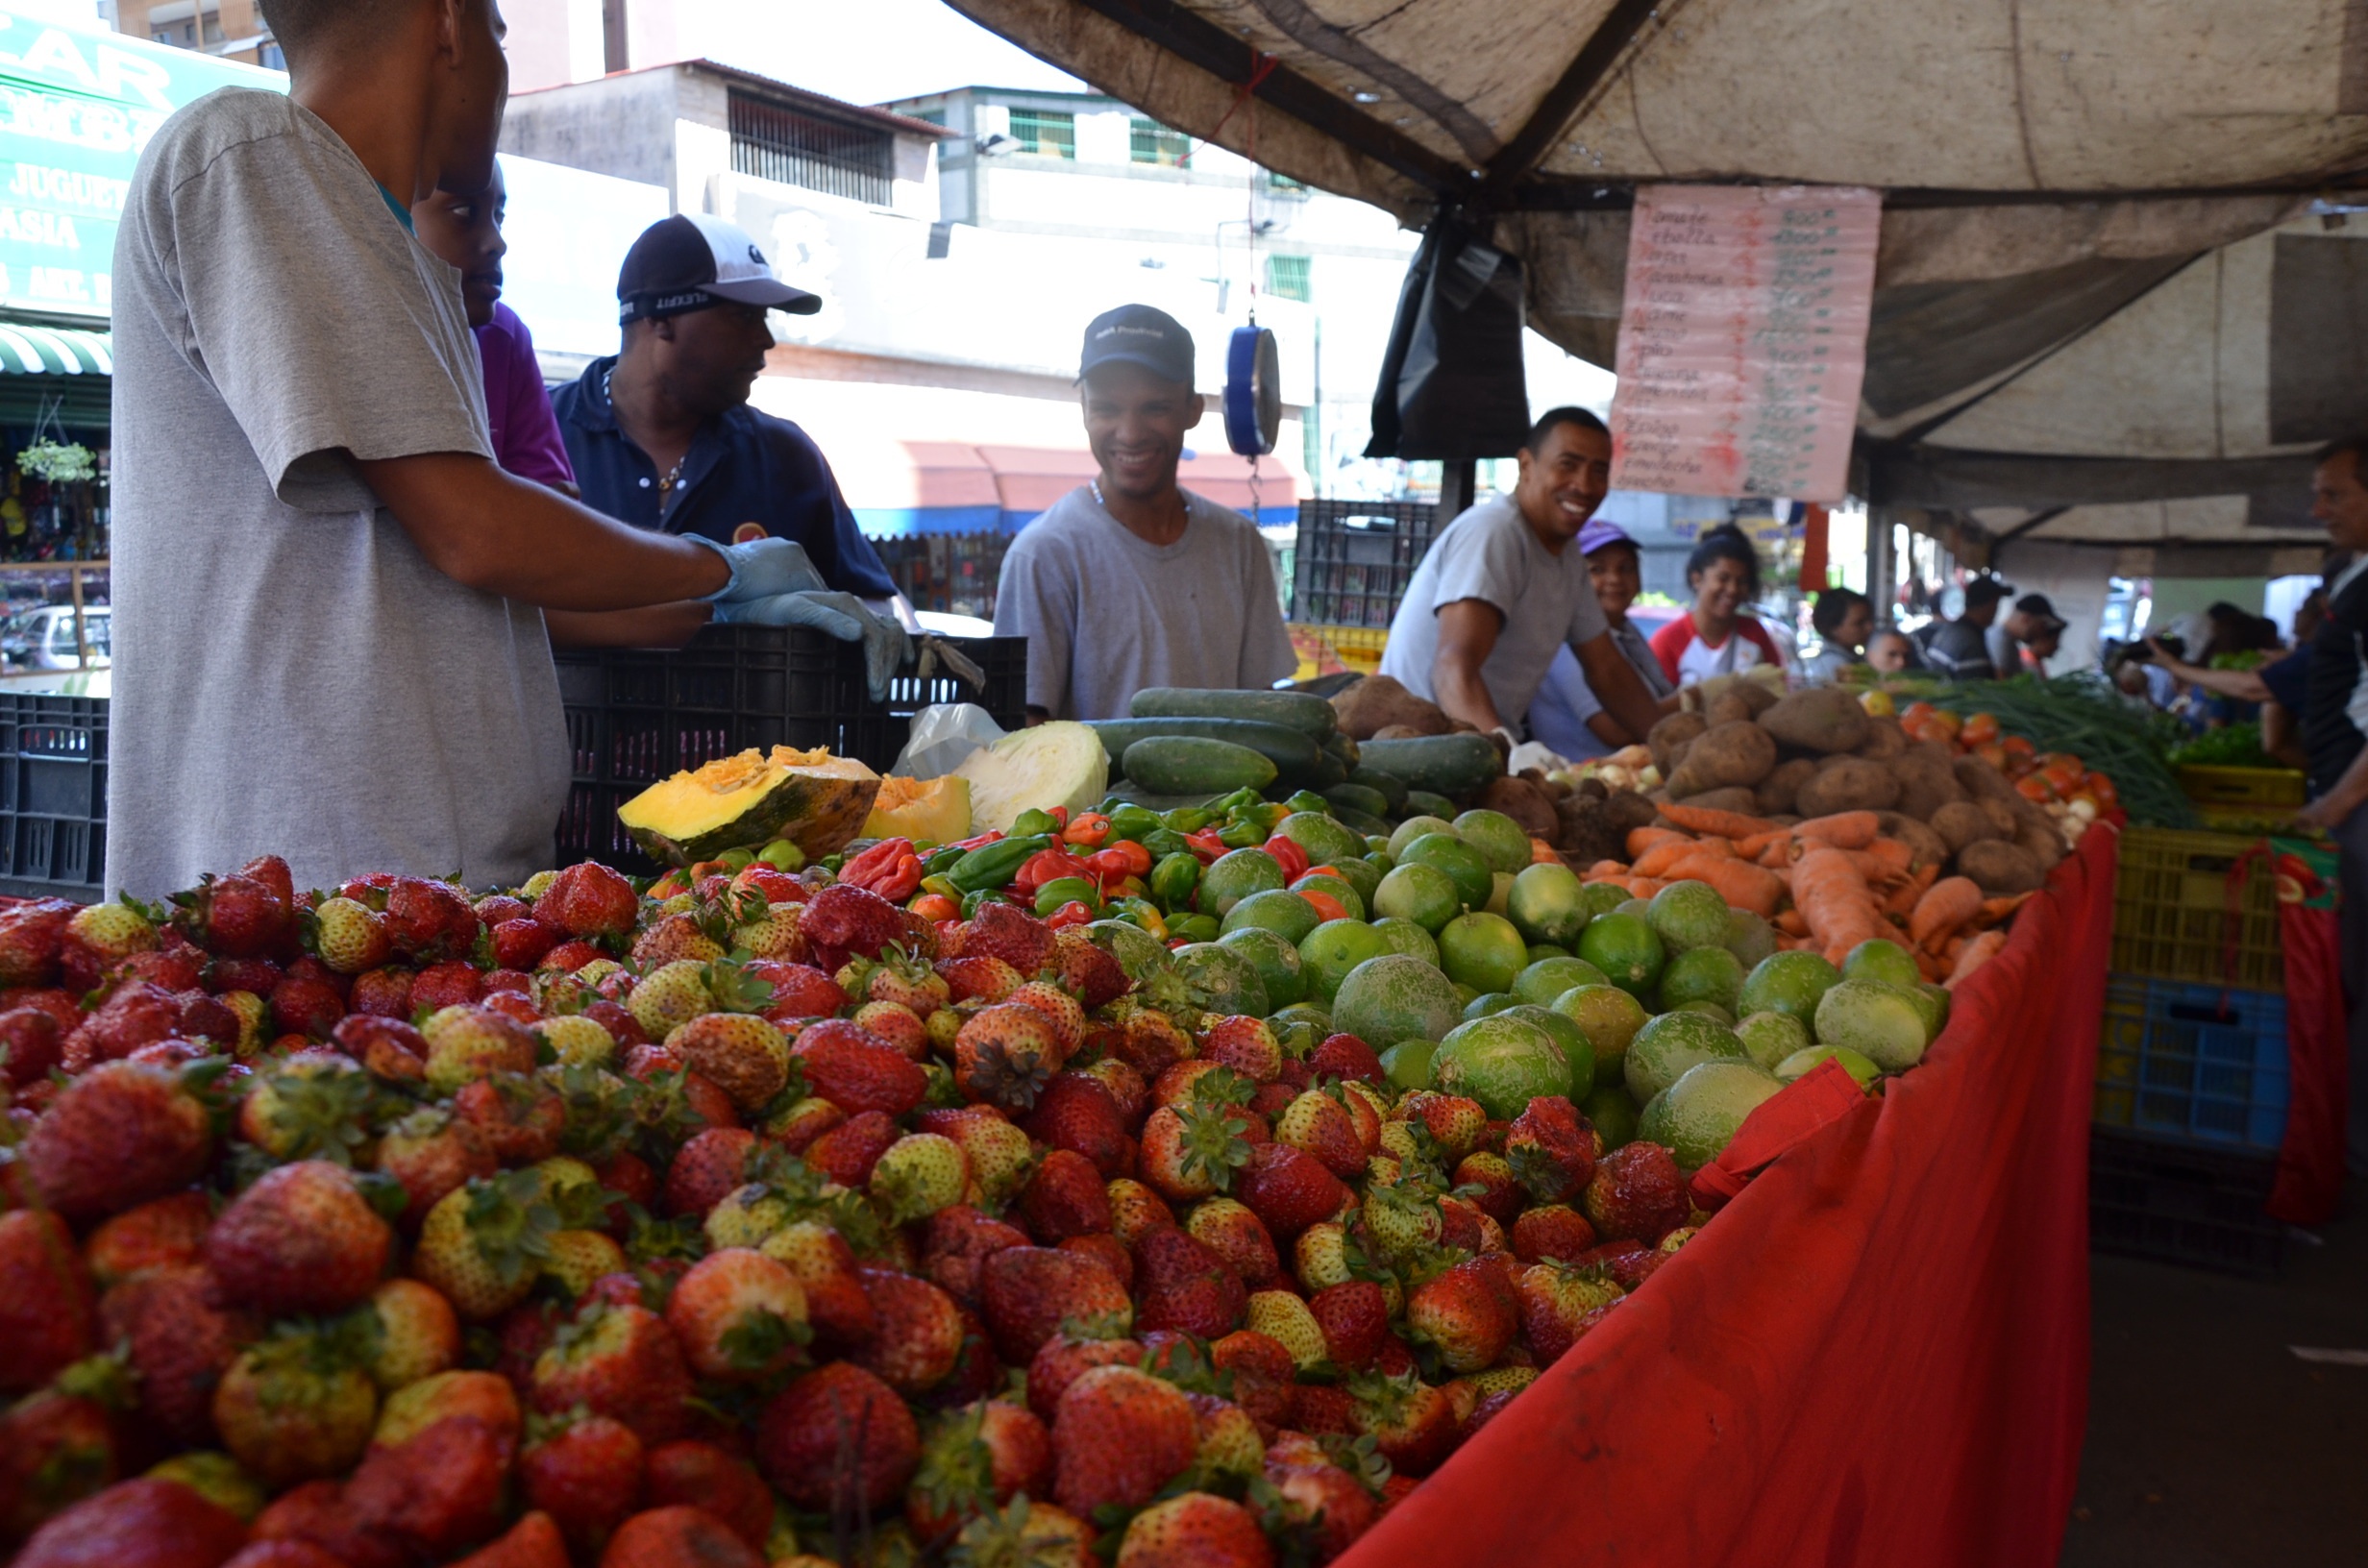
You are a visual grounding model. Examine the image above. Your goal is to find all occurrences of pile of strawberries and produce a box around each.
[0,854,1702,1568]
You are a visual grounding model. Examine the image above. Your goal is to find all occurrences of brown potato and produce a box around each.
[1667,721,1778,796]
[1754,757,1819,816]
[1477,774,1560,840]
[1674,786,1764,818]
[1647,712,1709,772]
[1793,758,1902,816]
[1331,675,1451,741]
[1758,688,1871,754]
[1957,839,2045,895]
[1855,718,1909,760]
[1875,812,1951,870]
[1930,800,2004,854]
[2017,821,2067,870]
[1952,755,2020,802]
[1897,772,1966,821]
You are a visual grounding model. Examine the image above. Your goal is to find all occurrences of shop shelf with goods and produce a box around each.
[869,531,1011,623]
[2109,825,2284,991]
[1287,621,1389,680]
[1288,498,1438,628]
[554,624,1026,874]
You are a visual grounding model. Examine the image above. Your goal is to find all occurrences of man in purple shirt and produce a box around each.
[411,160,575,492]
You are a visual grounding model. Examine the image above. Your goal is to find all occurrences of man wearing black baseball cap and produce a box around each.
[991,304,1295,722]
[1986,591,2067,677]
[552,212,908,690]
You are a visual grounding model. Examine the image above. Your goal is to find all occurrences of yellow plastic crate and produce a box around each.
[1289,623,1389,680]
[2110,826,2283,992]
[2177,765,2306,807]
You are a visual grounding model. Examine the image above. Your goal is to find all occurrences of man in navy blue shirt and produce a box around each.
[554,213,898,601]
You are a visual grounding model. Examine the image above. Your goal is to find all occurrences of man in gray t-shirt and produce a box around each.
[1379,409,1667,747]
[994,305,1295,721]
[108,0,831,895]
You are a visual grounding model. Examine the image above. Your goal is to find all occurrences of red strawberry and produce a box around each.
[205,955,284,998]
[1438,1195,1489,1254]
[1274,1090,1366,1178]
[1453,1151,1525,1224]
[249,1481,407,1568]
[749,961,844,1020]
[0,1375,121,1539]
[269,972,346,1041]
[800,884,912,970]
[1078,1054,1149,1121]
[803,1108,900,1187]
[61,981,182,1072]
[1139,1101,1250,1204]
[1267,1459,1377,1562]
[1306,1281,1390,1372]
[1234,1142,1348,1240]
[1505,1094,1595,1204]
[1510,1204,1597,1262]
[375,879,475,965]
[207,1160,395,1317]
[523,1421,644,1563]
[905,1398,1050,1537]
[663,1249,807,1383]
[222,1543,355,1567]
[0,1006,62,1087]
[238,854,296,910]
[1021,1074,1131,1177]
[346,1415,509,1556]
[793,1021,926,1117]
[24,1060,217,1223]
[12,1477,248,1568]
[951,901,1056,975]
[1115,1490,1274,1568]
[919,1205,1029,1309]
[766,1219,882,1348]
[1288,1383,1359,1435]
[172,873,293,961]
[1400,1092,1488,1160]
[411,960,484,1013]
[350,966,415,1018]
[642,1440,771,1553]
[1573,1239,1661,1290]
[1349,1371,1459,1476]
[1050,1364,1197,1517]
[662,1127,759,1219]
[534,864,639,940]
[1004,981,1085,1057]
[599,1506,762,1568]
[1107,1178,1177,1246]
[1209,1329,1295,1434]
[1516,1261,1623,1366]
[953,1003,1065,1112]
[1046,928,1130,1009]
[0,898,76,987]
[1403,1258,1517,1374]
[85,1190,213,1286]
[1582,1142,1690,1242]
[1184,1199,1278,1288]
[452,1074,567,1165]
[1018,1148,1115,1242]
[1025,1333,1143,1424]
[0,1210,96,1394]
[98,1263,254,1445]
[375,1107,498,1229]
[445,1508,570,1568]
[1131,1224,1246,1339]
[530,1303,695,1447]
[1059,1232,1134,1291]
[755,1360,920,1512]
[978,1246,1134,1364]
[1197,1017,1283,1083]
[936,954,1023,1004]
[489,919,558,972]
[851,1266,966,1394]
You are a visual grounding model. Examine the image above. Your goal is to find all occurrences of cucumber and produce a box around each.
[1358,734,1503,796]
[1122,736,1277,796]
[1348,766,1408,813]
[1102,784,1223,813]
[1336,806,1393,838]
[1323,782,1392,821]
[1405,790,1459,820]
[1321,730,1360,768]
[1130,687,1337,742]
[1308,750,1349,791]
[1084,718,1320,783]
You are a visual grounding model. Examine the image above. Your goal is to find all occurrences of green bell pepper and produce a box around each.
[948,833,1050,894]
[1033,877,1101,918]
[1148,852,1201,911]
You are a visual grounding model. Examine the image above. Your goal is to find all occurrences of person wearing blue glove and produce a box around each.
[698,538,913,699]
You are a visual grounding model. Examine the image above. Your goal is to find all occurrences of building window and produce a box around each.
[1265,254,1312,302]
[728,91,895,207]
[1130,118,1191,167]
[1263,170,1308,196]
[1006,109,1075,159]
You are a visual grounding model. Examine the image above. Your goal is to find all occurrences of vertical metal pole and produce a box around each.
[68,564,86,670]
[1866,504,1896,627]
[1438,459,1478,523]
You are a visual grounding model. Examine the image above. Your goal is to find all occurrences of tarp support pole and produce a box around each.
[1439,459,1478,523]
[1868,504,1896,626]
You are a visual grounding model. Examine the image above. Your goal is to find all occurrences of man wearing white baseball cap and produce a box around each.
[553,213,908,690]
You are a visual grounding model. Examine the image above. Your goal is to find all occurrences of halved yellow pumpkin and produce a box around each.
[861,774,973,845]
[617,746,880,867]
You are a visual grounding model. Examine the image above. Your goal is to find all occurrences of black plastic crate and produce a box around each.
[0,692,106,901]
[554,625,1026,873]
[1289,500,1439,628]
[2089,1127,2284,1278]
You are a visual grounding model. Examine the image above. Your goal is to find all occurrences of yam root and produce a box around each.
[1793,759,1902,818]
[1754,757,1818,817]
[1758,688,1871,754]
[1956,839,2045,895]
[1666,720,1778,797]
[1476,774,1560,840]
[1331,675,1451,741]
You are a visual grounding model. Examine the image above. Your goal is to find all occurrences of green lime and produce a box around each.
[1432,1014,1571,1119]
[1623,1010,1751,1102]
[1513,955,1609,1007]
[1171,942,1270,1017]
[1735,1009,1812,1072]
[1373,862,1462,933]
[1221,889,1322,944]
[1814,979,1929,1072]
[1486,872,1515,916]
[1387,816,1457,860]
[1331,953,1462,1051]
[1218,926,1306,1010]
[1438,912,1528,995]
[1089,919,1173,985]
[1296,919,1393,1008]
[1272,811,1368,870]
[1501,1003,1594,1100]
[1198,848,1286,919]
[1365,849,1395,873]
[1919,981,1953,1039]
[1724,908,1778,969]
[1451,982,1481,1008]
[1737,950,1841,1024]
[1575,912,1665,999]
[1552,984,1647,1075]
[1526,943,1572,964]
[1379,1039,1437,1092]
[1584,1082,1640,1149]
[1842,939,1921,991]
[1646,881,1732,953]
[1323,855,1383,909]
[1579,883,1631,920]
[1370,917,1440,967]
[1452,809,1534,874]
[1507,862,1591,948]
[1674,1000,1736,1025]
[1463,992,1516,1022]
[1641,1061,1783,1170]
[1776,1044,1881,1090]
[1398,833,1493,913]
[1657,944,1745,1014]
[1269,1001,1333,1041]
[1292,872,1366,921]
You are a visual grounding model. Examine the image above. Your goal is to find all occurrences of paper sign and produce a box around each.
[1609,184,1881,503]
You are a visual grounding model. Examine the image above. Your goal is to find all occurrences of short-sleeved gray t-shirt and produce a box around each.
[108,90,570,896]
[992,486,1297,722]
[1379,495,1608,722]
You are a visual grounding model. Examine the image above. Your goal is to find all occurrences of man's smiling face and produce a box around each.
[1515,420,1612,549]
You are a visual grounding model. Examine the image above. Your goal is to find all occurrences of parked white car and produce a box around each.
[3,604,110,671]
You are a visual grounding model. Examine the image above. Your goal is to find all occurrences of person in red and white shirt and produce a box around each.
[1650,524,1783,686]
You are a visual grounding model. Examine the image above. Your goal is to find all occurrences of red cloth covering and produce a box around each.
[1342,822,2116,1568]
[2244,840,2351,1225]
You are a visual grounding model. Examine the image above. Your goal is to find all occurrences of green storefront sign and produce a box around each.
[0,12,282,322]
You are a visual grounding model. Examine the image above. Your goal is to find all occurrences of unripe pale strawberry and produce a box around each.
[365,1277,460,1391]
[420,1005,536,1094]
[704,1183,802,1251]
[67,899,158,963]
[531,1014,615,1068]
[731,903,804,961]
[852,1000,927,1060]
[311,897,391,975]
[542,1230,629,1299]
[412,1171,557,1321]
[1244,1289,1327,1370]
[870,1133,968,1225]
[943,1110,1034,1208]
[668,1012,789,1110]
[1004,981,1084,1056]
[629,960,712,1040]
[216,989,267,1055]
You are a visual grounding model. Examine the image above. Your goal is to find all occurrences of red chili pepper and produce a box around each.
[1299,889,1348,923]
[909,893,958,922]
[1044,899,1096,930]
[1061,813,1112,848]
[1013,846,1094,896]
[1048,806,1070,827]
[1262,835,1312,882]
[842,839,923,900]
[1084,843,1154,894]
[1185,829,1229,864]
[951,830,1007,850]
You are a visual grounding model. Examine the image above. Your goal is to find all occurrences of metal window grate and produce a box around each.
[729,91,894,206]
[1130,117,1191,166]
[1266,254,1312,301]
[1007,109,1075,159]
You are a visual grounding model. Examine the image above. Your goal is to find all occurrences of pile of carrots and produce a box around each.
[1577,802,2026,989]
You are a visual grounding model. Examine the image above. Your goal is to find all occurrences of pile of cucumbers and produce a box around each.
[1091,687,1503,836]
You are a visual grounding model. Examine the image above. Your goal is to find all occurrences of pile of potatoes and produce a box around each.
[1643,682,2066,897]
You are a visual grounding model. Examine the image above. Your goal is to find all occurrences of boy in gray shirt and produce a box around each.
[994,306,1295,721]
[109,0,821,894]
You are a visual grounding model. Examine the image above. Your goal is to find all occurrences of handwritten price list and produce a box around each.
[1609,184,1881,503]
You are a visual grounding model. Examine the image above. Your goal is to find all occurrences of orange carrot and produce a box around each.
[1883,864,1940,919]
[1789,811,1880,849]
[1632,840,1706,879]
[1758,838,1794,869]
[1909,876,1984,950]
[1775,908,1810,937]
[1791,845,1886,957]
[1666,858,1785,917]
[1626,825,1690,860]
[1657,801,1780,840]
[1734,830,1786,859]
[1586,859,1628,878]
[1945,930,2008,989]
[1974,893,2035,927]
[1625,877,1668,899]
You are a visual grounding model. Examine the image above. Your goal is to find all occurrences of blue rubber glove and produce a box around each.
[685,534,826,603]
[718,590,912,699]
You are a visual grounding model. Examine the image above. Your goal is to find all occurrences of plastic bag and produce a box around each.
[892,703,1006,779]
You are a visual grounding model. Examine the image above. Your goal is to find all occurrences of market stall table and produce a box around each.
[1341,821,2117,1568]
